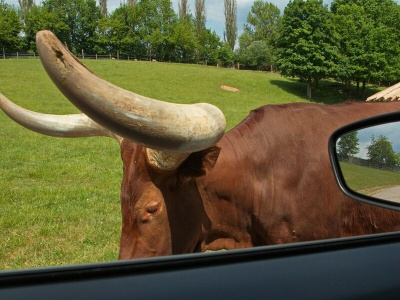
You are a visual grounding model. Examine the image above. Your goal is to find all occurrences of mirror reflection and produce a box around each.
[336,122,400,203]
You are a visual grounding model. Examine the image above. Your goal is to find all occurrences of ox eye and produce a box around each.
[146,205,159,214]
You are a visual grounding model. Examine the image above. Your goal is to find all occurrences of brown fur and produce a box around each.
[118,102,400,259]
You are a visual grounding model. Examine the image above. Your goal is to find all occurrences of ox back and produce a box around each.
[122,101,400,256]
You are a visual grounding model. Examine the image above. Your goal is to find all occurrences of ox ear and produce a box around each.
[178,145,221,178]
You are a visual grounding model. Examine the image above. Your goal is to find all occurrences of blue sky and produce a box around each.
[5,0,334,38]
[347,122,400,159]
[169,0,333,37]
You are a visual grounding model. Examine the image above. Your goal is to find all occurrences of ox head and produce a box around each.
[0,30,226,259]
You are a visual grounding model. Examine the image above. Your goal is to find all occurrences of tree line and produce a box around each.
[1,0,238,65]
[338,131,400,169]
[238,0,400,98]
[2,0,400,98]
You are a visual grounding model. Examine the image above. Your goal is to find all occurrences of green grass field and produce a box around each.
[0,58,378,270]
[340,162,400,194]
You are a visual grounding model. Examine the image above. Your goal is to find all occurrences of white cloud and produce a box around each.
[237,0,258,8]
[345,122,400,159]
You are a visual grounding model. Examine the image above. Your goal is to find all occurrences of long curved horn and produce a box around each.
[35,30,226,154]
[0,93,119,140]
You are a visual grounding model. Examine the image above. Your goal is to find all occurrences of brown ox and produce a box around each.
[1,31,400,260]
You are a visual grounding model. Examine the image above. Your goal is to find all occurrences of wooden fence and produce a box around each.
[2,52,152,61]
[2,52,39,59]
[340,156,400,173]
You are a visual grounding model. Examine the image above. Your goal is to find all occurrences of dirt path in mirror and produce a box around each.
[372,186,400,203]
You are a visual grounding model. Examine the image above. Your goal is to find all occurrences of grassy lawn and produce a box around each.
[0,58,374,270]
[340,162,400,194]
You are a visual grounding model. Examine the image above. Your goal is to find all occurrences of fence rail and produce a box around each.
[2,52,153,61]
[2,52,39,59]
[2,52,225,67]
[340,156,400,173]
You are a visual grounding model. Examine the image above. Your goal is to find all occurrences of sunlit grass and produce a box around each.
[340,162,400,193]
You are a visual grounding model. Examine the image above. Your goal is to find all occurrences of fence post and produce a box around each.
[82,49,84,59]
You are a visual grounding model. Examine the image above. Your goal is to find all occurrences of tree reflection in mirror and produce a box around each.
[336,122,400,203]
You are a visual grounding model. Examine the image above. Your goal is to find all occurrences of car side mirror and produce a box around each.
[329,111,400,211]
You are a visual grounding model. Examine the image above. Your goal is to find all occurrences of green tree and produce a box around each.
[275,0,340,99]
[178,0,189,21]
[74,0,102,54]
[367,135,398,167]
[0,1,22,53]
[244,1,280,43]
[41,0,79,49]
[99,0,106,16]
[24,4,54,51]
[195,0,206,34]
[128,0,137,7]
[18,0,34,25]
[86,0,220,63]
[93,15,109,54]
[237,1,280,70]
[331,0,400,97]
[194,0,222,65]
[337,131,359,160]
[24,0,102,54]
[105,3,143,57]
[237,40,272,70]
[331,3,371,96]
[224,0,237,51]
[237,30,252,53]
[171,19,198,62]
[137,0,177,61]
[217,42,235,67]
[197,28,221,65]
